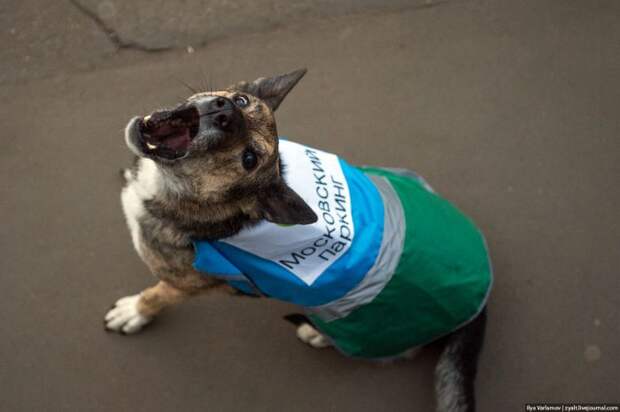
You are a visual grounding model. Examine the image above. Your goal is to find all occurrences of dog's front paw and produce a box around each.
[296,323,331,349]
[104,294,151,334]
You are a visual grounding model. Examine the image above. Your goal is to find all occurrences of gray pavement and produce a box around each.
[1,1,618,411]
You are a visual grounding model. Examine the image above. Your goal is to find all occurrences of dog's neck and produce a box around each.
[144,161,261,241]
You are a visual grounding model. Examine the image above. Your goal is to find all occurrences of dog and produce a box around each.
[105,69,490,412]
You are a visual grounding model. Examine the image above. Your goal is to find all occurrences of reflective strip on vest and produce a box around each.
[304,175,405,321]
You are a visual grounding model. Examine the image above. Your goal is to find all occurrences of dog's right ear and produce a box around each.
[258,181,317,225]
[232,69,307,111]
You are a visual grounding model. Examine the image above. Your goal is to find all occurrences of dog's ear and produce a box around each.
[235,69,307,111]
[259,181,317,225]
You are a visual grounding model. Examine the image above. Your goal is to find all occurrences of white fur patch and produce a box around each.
[120,158,162,258]
[121,186,145,258]
[296,323,331,348]
[104,294,151,334]
[133,159,161,198]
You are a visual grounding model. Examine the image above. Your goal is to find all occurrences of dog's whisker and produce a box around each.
[200,65,210,93]
[207,72,215,94]
[171,75,198,95]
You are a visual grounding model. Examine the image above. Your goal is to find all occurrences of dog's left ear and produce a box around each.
[259,181,317,225]
[236,68,307,111]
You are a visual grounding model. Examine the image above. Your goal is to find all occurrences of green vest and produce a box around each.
[308,167,492,359]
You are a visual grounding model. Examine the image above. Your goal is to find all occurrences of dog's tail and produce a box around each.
[434,307,487,412]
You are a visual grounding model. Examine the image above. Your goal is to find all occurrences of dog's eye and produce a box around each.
[233,95,249,108]
[242,149,257,170]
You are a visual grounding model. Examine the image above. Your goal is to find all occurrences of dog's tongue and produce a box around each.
[163,130,191,150]
[143,120,191,150]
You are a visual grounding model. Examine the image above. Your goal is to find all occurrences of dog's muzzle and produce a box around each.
[126,95,244,160]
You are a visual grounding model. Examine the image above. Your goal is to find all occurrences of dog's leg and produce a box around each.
[105,276,230,334]
[434,307,487,412]
[104,281,188,334]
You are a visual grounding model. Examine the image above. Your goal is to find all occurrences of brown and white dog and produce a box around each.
[105,69,487,412]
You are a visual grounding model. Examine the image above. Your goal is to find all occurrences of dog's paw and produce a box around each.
[104,294,151,334]
[296,323,331,349]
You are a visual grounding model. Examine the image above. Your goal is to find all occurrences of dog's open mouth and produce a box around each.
[138,107,200,160]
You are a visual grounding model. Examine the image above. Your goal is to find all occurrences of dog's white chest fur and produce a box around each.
[120,159,162,258]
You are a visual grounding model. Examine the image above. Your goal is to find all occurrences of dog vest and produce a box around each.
[193,140,492,359]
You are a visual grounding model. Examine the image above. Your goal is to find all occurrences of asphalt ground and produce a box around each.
[1,1,618,410]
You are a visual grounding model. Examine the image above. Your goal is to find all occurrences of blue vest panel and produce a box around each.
[193,141,384,307]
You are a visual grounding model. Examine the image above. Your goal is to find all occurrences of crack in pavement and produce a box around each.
[67,0,170,52]
[67,0,455,54]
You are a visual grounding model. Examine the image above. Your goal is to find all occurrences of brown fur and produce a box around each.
[137,280,234,318]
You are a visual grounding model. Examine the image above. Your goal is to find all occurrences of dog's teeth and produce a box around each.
[146,142,158,150]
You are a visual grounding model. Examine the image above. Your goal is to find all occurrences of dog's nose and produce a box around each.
[191,96,235,131]
[193,96,234,114]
